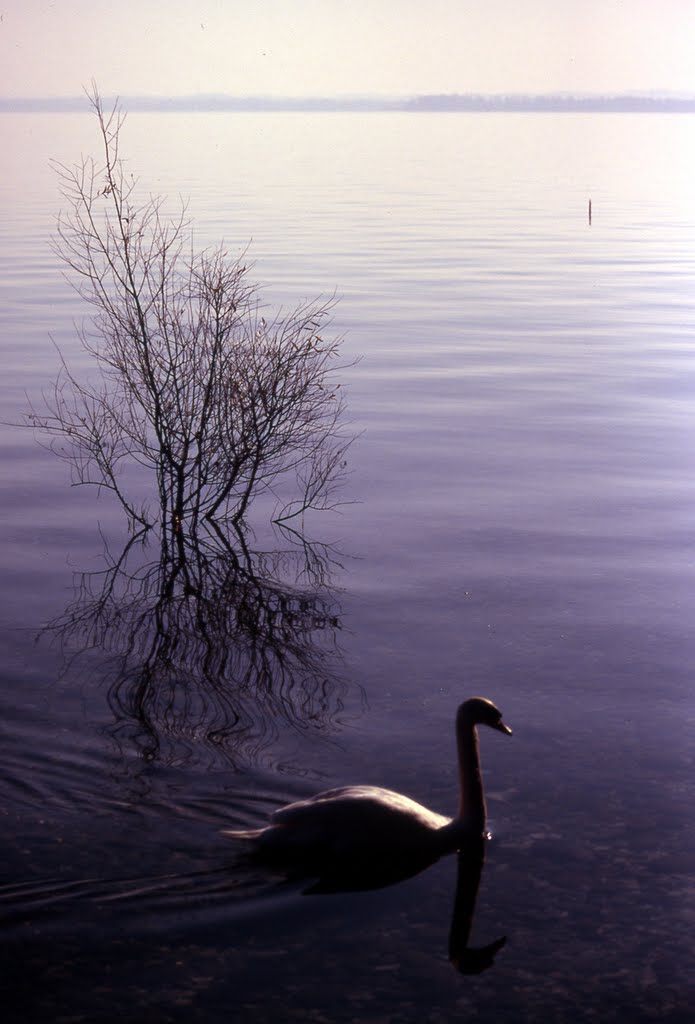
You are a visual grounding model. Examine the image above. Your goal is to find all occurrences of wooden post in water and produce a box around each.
[588,198,592,225]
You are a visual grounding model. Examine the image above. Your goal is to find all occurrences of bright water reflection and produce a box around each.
[1,111,695,1021]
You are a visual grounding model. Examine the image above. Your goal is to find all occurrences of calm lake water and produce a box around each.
[2,110,695,1022]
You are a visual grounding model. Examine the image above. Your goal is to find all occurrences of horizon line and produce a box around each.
[2,91,695,113]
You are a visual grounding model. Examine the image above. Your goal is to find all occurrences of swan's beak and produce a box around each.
[493,720,512,736]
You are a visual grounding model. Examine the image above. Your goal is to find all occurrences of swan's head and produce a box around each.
[458,697,512,735]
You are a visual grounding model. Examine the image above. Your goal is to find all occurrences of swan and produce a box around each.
[222,697,512,890]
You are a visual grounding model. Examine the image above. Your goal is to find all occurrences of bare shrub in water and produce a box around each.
[29,84,351,532]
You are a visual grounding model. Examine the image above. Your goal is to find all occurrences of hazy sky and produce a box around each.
[2,0,695,99]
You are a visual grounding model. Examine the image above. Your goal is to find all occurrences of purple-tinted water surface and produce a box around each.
[1,111,695,1022]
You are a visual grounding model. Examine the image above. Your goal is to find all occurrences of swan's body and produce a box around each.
[223,697,511,890]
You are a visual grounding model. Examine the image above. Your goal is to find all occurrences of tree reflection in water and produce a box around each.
[43,521,353,768]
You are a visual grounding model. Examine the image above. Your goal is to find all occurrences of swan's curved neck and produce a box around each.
[456,716,486,832]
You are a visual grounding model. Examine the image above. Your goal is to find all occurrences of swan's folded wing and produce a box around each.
[270,785,449,833]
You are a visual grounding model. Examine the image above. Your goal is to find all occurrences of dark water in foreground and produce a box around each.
[1,111,695,1021]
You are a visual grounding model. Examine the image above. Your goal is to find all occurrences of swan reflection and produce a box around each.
[449,840,507,975]
[225,828,505,974]
[43,521,353,767]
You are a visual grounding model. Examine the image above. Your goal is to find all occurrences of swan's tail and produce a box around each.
[221,827,266,840]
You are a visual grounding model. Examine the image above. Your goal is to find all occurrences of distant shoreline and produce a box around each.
[2,93,695,114]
